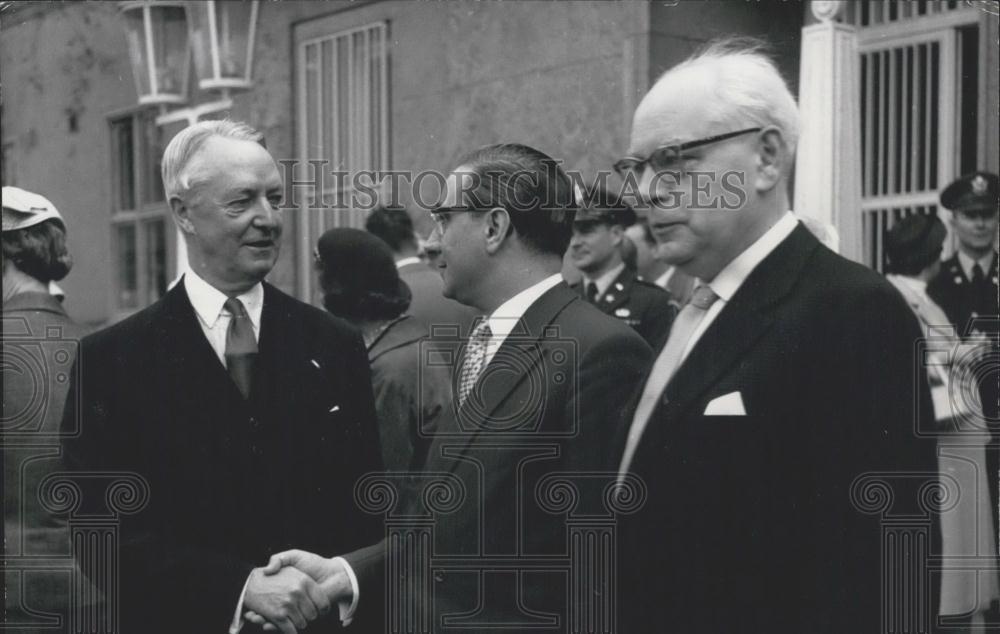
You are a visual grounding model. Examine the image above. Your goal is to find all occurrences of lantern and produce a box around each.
[186,1,259,92]
[119,1,191,105]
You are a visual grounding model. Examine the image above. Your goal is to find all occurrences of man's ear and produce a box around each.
[170,196,196,235]
[483,207,511,254]
[754,127,787,193]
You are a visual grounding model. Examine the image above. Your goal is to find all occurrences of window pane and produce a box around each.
[113,118,136,211]
[958,25,979,176]
[116,224,138,309]
[141,112,165,204]
[144,218,167,304]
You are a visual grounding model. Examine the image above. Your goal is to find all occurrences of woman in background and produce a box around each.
[315,227,453,472]
[885,213,999,630]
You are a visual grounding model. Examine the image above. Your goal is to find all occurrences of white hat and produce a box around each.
[2,186,65,232]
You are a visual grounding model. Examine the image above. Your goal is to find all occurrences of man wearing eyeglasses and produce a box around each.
[253,143,652,631]
[612,40,939,633]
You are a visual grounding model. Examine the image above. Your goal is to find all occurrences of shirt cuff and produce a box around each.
[332,556,360,625]
[229,572,254,634]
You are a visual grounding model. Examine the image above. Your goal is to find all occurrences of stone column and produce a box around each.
[794,1,863,262]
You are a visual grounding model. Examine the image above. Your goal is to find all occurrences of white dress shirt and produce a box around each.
[653,266,677,291]
[479,273,564,368]
[582,262,625,301]
[395,256,422,269]
[957,250,995,280]
[679,212,799,364]
[183,268,263,364]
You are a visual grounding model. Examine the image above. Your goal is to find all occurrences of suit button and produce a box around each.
[434,571,445,583]
[251,445,263,456]
[661,394,669,405]
[249,417,259,428]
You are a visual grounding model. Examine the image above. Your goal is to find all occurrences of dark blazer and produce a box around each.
[367,313,453,472]
[571,267,676,349]
[60,280,383,634]
[346,282,652,631]
[398,260,478,335]
[617,225,940,634]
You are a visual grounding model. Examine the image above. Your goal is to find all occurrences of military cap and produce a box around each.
[939,171,999,214]
[574,186,637,228]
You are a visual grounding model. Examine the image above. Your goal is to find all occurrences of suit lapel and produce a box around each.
[153,280,249,414]
[435,283,577,473]
[662,225,820,417]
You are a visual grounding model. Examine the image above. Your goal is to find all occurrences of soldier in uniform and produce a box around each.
[928,171,999,338]
[927,171,1000,617]
[568,189,676,348]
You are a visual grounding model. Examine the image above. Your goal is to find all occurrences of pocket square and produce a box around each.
[703,391,746,416]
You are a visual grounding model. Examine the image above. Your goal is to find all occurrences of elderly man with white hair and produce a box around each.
[612,39,940,633]
[60,120,383,634]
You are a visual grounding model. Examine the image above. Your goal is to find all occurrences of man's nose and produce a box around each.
[424,224,443,250]
[253,198,281,229]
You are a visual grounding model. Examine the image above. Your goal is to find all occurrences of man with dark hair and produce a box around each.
[365,205,476,333]
[252,143,652,631]
[568,189,675,348]
[60,121,383,634]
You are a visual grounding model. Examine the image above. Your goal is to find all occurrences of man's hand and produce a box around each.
[264,550,353,602]
[242,565,330,634]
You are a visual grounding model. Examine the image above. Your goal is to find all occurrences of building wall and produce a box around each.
[2,0,804,326]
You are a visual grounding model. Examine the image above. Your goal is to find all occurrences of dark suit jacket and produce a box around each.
[617,226,940,634]
[346,282,652,632]
[398,260,478,335]
[571,268,676,349]
[60,280,383,633]
[368,313,453,472]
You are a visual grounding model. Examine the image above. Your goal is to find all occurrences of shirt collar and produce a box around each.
[395,256,422,269]
[183,268,264,331]
[583,262,626,297]
[956,251,994,279]
[485,273,563,341]
[705,212,799,302]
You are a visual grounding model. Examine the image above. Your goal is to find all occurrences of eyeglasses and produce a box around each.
[428,205,488,233]
[613,127,762,178]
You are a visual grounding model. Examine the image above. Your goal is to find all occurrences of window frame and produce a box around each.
[107,108,175,319]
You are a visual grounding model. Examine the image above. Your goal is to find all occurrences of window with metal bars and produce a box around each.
[856,2,980,271]
[294,20,389,299]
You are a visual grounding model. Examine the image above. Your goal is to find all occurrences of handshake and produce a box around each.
[242,550,351,634]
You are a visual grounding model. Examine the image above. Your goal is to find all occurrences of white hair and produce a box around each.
[658,38,800,159]
[161,119,263,200]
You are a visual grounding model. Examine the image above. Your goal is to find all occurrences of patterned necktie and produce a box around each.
[224,297,257,399]
[618,284,719,477]
[458,320,492,407]
[586,282,599,304]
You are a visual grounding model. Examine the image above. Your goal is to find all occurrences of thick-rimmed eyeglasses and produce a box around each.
[429,205,489,233]
[613,127,762,179]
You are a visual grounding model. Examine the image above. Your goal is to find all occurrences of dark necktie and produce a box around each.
[972,263,986,286]
[586,282,599,304]
[224,297,257,399]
